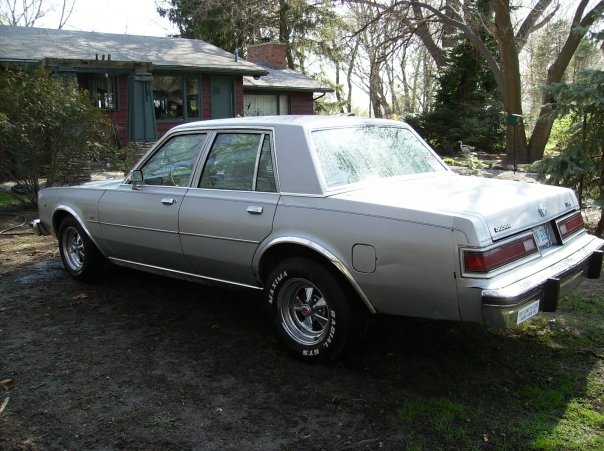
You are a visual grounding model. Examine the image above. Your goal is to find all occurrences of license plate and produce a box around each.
[517,300,540,325]
[533,225,551,249]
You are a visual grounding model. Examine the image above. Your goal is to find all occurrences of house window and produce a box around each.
[90,75,118,110]
[243,94,290,116]
[153,75,201,120]
[186,77,200,118]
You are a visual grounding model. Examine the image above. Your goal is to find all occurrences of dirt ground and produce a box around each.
[1,177,602,449]
[0,211,418,450]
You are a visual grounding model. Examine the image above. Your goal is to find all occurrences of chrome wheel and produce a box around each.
[58,217,105,282]
[277,278,331,346]
[62,226,85,273]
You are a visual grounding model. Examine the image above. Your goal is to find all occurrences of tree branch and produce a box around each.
[397,0,503,92]
[411,3,445,67]
[515,0,555,51]
[58,0,75,29]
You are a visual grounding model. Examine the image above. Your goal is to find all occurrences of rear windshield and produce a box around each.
[311,126,446,188]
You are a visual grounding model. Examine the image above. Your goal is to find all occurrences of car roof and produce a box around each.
[170,115,407,133]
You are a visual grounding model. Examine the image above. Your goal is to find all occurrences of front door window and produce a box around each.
[140,133,207,187]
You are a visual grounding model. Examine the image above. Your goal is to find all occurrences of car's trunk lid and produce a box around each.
[332,174,577,241]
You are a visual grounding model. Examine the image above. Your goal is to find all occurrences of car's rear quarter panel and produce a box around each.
[272,195,464,320]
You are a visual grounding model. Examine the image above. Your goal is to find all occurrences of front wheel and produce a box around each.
[266,258,354,361]
[58,217,105,282]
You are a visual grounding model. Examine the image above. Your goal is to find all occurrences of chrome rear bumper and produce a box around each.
[481,247,603,328]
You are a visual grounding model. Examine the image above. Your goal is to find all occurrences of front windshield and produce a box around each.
[311,125,446,188]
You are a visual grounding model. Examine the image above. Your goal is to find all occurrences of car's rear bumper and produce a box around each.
[480,244,603,329]
[29,219,51,236]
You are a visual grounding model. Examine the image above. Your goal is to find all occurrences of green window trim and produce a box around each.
[90,75,118,111]
[153,75,201,122]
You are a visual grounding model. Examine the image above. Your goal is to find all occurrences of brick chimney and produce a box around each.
[247,41,287,69]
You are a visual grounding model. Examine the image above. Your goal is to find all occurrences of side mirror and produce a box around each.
[130,169,143,190]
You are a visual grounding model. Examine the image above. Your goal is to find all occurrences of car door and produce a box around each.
[179,131,279,286]
[98,133,207,271]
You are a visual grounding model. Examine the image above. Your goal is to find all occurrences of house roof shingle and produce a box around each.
[0,26,333,93]
[243,63,332,93]
[0,25,267,76]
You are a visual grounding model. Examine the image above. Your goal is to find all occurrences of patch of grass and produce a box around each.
[516,382,570,411]
[0,190,24,207]
[530,400,604,450]
[387,285,604,450]
[398,397,476,449]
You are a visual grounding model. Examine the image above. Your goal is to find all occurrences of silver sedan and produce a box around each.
[32,116,604,361]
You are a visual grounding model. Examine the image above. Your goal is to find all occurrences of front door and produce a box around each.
[210,77,234,119]
[179,131,279,286]
[128,72,157,142]
[98,133,207,271]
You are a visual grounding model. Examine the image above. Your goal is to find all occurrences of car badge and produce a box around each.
[493,223,511,233]
[538,204,548,217]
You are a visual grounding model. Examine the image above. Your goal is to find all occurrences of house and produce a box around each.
[0,26,332,145]
[243,40,331,116]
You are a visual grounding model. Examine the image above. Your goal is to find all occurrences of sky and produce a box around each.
[36,0,178,36]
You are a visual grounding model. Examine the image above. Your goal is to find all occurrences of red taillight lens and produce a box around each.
[464,236,538,273]
[558,212,584,239]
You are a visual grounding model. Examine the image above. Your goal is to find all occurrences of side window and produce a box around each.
[199,133,262,190]
[140,134,206,187]
[256,136,277,192]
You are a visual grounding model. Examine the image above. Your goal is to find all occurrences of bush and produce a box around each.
[0,66,120,206]
[532,70,604,236]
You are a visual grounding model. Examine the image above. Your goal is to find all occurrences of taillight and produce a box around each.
[557,212,584,240]
[464,236,538,273]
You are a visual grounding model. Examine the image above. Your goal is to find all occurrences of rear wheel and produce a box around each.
[266,257,354,361]
[58,217,105,282]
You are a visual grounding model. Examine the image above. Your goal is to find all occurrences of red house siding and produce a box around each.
[156,122,173,137]
[106,75,129,146]
[76,72,316,145]
[290,92,314,115]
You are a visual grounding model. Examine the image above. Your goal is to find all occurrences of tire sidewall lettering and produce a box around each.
[267,270,288,305]
[266,259,350,361]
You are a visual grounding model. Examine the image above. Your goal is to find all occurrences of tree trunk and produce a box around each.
[345,39,359,114]
[493,0,529,163]
[278,0,295,69]
[527,0,603,162]
[370,60,384,118]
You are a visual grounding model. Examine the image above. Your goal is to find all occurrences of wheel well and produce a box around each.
[52,210,71,235]
[258,243,371,314]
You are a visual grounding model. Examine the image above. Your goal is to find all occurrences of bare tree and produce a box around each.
[0,0,74,28]
[347,0,603,163]
[343,1,438,117]
[528,0,604,161]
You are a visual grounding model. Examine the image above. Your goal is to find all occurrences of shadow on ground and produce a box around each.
[1,253,599,450]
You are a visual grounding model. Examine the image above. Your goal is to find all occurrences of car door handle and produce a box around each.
[161,198,176,205]
[247,206,263,215]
